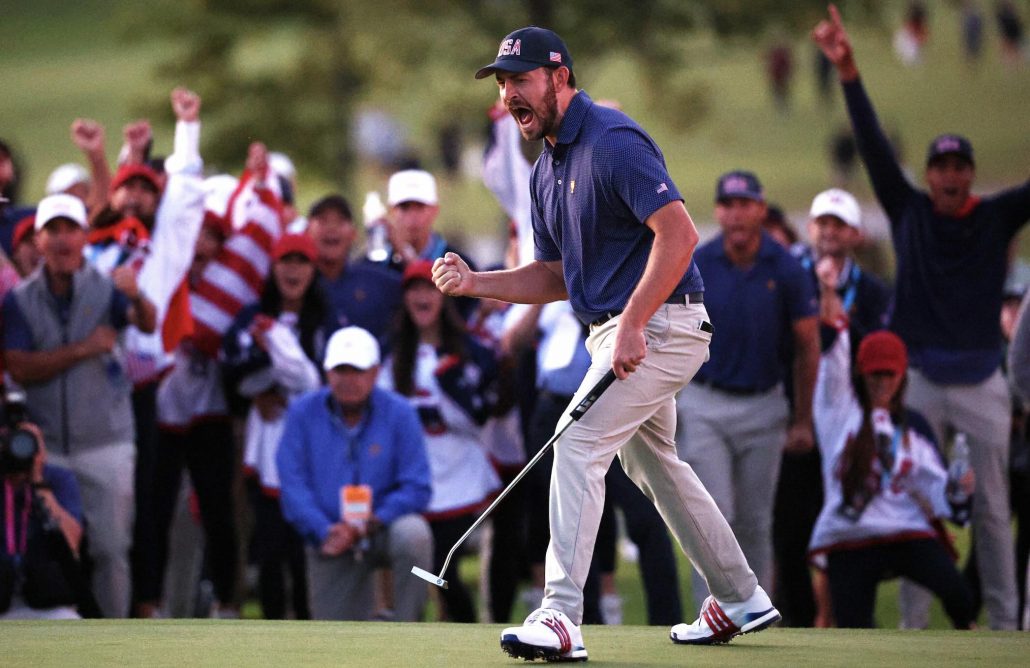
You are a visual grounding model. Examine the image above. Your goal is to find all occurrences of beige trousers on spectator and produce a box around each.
[49,442,135,619]
[305,513,433,621]
[540,303,757,625]
[900,368,1017,630]
[675,383,789,610]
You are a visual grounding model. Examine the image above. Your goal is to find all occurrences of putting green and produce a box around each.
[1,621,1027,667]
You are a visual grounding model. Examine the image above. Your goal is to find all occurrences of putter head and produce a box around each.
[410,565,448,589]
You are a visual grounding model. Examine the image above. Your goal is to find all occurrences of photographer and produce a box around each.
[0,421,90,619]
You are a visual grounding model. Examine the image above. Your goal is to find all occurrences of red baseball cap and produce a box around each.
[111,164,161,193]
[856,330,908,376]
[272,233,317,262]
[12,215,35,248]
[401,259,435,288]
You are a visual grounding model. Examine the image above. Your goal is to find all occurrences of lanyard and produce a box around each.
[840,263,860,314]
[421,233,448,262]
[4,481,31,556]
[802,256,861,313]
[330,397,367,487]
[878,426,902,489]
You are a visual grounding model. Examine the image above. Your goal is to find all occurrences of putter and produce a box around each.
[411,368,618,589]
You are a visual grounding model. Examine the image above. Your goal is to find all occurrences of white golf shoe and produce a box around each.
[670,585,780,645]
[500,607,588,662]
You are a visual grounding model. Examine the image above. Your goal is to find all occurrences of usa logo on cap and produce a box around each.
[936,137,961,152]
[723,176,749,193]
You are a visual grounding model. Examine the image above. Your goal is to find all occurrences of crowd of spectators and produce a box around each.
[0,6,1028,631]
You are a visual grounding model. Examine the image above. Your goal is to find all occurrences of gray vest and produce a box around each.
[12,264,135,454]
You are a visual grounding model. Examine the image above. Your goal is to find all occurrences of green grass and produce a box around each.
[0,620,1027,667]
[449,523,975,629]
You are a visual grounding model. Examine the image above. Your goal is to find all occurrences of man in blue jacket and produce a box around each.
[277,326,433,621]
[814,4,1029,629]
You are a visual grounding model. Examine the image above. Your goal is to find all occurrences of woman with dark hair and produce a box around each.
[378,259,501,623]
[808,316,976,629]
[222,233,331,620]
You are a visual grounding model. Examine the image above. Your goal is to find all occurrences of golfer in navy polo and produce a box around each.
[433,26,779,661]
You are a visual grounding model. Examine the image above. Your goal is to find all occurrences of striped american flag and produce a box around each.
[190,170,283,357]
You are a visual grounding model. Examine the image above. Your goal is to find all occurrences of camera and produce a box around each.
[0,388,38,477]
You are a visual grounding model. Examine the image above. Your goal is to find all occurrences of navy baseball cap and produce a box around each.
[715,170,764,203]
[926,133,975,167]
[475,26,573,80]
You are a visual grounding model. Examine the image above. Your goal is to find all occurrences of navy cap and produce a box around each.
[926,133,975,166]
[475,26,573,80]
[715,170,764,203]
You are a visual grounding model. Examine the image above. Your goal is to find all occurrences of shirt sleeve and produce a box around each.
[2,290,33,351]
[594,126,683,226]
[841,78,916,223]
[989,178,1030,240]
[781,255,819,321]
[276,401,334,545]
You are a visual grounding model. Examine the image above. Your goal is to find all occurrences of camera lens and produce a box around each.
[8,429,38,462]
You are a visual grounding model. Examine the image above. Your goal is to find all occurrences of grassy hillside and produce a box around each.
[3,1,1028,257]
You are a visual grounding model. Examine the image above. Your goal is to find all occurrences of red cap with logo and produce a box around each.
[856,330,908,376]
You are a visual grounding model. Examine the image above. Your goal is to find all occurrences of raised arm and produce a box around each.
[69,119,110,218]
[812,4,915,219]
[137,87,206,321]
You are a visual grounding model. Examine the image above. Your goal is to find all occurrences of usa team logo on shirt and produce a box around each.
[656,182,669,194]
[549,51,562,63]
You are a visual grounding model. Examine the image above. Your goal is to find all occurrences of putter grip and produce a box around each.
[569,369,617,421]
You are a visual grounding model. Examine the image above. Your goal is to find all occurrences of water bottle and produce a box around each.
[947,432,972,508]
[362,191,389,263]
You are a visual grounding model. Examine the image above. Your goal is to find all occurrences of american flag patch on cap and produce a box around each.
[549,51,562,63]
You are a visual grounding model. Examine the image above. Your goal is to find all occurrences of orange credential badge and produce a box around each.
[341,484,373,527]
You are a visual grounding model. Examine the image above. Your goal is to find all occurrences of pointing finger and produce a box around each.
[829,3,842,28]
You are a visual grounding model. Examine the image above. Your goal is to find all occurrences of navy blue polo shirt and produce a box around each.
[319,259,402,342]
[530,91,703,324]
[693,233,817,392]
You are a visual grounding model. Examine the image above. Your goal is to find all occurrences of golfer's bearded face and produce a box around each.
[499,68,560,142]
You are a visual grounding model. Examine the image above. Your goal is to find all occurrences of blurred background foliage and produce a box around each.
[2,0,1027,265]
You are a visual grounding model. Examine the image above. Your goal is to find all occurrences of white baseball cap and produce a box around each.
[34,193,88,232]
[323,326,381,371]
[268,152,297,181]
[45,163,90,196]
[387,169,438,207]
[809,188,861,229]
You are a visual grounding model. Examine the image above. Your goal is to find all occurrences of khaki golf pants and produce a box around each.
[899,368,1017,630]
[540,302,757,624]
